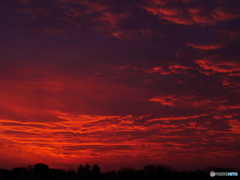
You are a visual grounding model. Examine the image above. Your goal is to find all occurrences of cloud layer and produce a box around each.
[0,0,240,171]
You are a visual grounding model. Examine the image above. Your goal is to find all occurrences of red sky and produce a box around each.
[0,0,240,172]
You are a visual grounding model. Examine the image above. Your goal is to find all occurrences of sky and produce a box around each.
[0,0,240,172]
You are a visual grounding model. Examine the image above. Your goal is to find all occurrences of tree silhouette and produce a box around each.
[77,164,92,179]
[11,167,29,180]
[77,164,84,175]
[33,163,50,180]
[92,164,100,175]
[84,164,91,172]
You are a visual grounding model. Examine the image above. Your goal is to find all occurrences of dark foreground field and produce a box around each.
[0,163,239,180]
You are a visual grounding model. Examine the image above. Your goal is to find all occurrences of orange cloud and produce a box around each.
[142,0,169,6]
[162,16,193,25]
[219,105,240,111]
[145,63,191,75]
[149,95,225,109]
[143,5,192,25]
[55,0,130,39]
[148,114,207,122]
[1,107,239,170]
[195,59,240,75]
[228,120,240,134]
[212,7,240,21]
[1,107,226,165]
[142,1,240,25]
[186,43,225,50]
[0,113,177,169]
[150,7,182,16]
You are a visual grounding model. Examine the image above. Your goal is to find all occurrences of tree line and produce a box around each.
[0,163,238,180]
